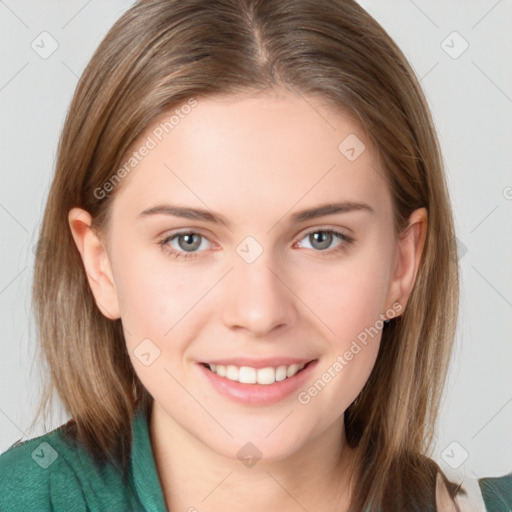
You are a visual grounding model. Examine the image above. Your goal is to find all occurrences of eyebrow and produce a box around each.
[137,201,375,229]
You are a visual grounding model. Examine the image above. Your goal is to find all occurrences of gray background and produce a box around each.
[1,0,511,485]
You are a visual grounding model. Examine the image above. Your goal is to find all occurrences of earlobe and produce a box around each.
[386,207,428,315]
[68,207,121,320]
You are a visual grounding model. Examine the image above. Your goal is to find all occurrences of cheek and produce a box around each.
[295,248,391,408]
[304,250,392,341]
[111,247,210,392]
[110,240,201,344]
[111,245,227,382]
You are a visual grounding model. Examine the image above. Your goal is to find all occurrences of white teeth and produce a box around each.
[287,364,299,378]
[256,367,275,385]
[226,365,239,380]
[207,362,307,385]
[239,367,257,384]
[275,365,288,381]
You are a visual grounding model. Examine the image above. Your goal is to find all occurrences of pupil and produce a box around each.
[181,233,200,251]
[312,231,331,250]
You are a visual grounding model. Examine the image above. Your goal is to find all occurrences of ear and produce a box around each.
[385,207,427,316]
[68,207,121,320]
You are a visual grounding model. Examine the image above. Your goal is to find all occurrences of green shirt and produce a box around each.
[0,407,167,511]
[0,407,510,511]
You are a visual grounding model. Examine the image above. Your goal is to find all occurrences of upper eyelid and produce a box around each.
[161,223,351,237]
[161,226,351,249]
[299,226,351,237]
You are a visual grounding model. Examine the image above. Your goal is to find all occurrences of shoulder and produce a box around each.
[0,423,87,511]
[0,420,141,512]
[437,471,489,512]
[436,470,512,512]
[0,408,157,511]
[478,473,512,511]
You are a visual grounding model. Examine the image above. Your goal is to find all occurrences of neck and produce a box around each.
[149,402,358,512]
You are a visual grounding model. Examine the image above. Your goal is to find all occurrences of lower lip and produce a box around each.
[197,360,318,405]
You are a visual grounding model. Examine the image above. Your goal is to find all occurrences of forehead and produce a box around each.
[109,90,390,225]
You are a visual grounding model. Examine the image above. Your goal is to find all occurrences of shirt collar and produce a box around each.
[130,404,168,510]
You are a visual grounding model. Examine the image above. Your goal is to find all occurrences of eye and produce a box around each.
[295,228,353,255]
[158,228,354,261]
[158,231,212,260]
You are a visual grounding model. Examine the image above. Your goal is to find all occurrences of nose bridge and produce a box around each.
[221,241,297,336]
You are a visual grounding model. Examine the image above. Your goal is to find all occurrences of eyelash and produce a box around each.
[157,228,354,261]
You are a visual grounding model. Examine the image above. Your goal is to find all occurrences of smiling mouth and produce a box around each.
[199,360,315,385]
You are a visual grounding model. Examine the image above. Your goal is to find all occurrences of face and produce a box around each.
[70,88,423,463]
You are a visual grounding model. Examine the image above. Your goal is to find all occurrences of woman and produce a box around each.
[1,0,509,510]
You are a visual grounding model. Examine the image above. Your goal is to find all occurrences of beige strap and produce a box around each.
[436,472,487,512]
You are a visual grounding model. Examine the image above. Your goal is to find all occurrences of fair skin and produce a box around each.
[69,89,427,511]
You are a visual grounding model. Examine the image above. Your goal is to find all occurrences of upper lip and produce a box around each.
[199,357,316,369]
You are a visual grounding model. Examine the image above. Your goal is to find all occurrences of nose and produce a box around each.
[221,251,299,338]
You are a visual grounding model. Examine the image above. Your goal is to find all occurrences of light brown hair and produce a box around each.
[31,0,462,509]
